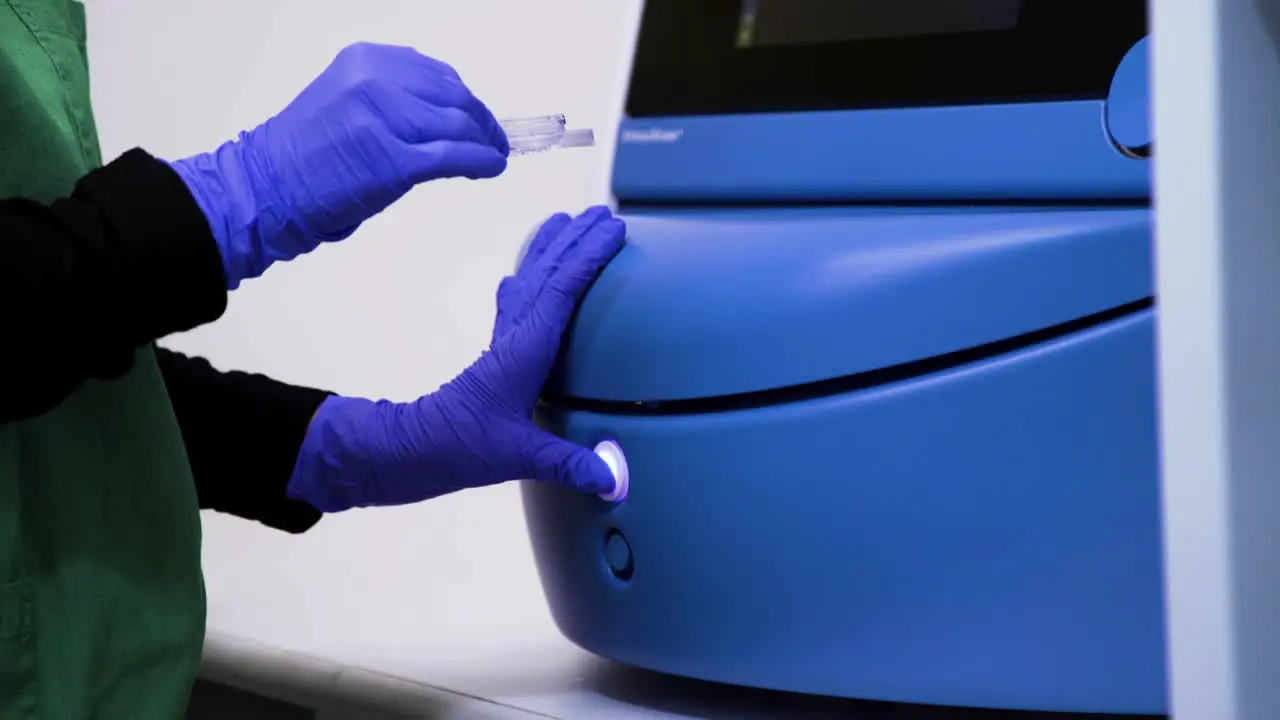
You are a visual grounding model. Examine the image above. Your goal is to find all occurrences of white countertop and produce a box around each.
[199,628,889,719]
[193,489,999,719]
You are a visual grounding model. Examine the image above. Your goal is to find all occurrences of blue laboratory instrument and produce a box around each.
[523,1,1161,714]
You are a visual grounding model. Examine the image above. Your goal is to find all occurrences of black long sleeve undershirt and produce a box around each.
[0,148,228,421]
[156,349,327,534]
[0,148,325,533]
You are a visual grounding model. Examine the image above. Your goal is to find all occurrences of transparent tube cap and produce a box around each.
[500,114,596,156]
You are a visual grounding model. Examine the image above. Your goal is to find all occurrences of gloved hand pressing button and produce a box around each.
[169,42,509,289]
[285,207,626,512]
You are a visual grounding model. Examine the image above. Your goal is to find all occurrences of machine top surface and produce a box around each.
[627,0,1143,118]
[547,207,1152,405]
[611,0,1150,203]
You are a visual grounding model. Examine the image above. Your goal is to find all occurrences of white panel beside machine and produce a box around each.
[1154,1,1280,719]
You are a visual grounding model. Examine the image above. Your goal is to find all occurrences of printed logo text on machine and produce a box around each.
[620,128,684,144]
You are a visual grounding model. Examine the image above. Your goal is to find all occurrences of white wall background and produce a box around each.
[86,0,641,671]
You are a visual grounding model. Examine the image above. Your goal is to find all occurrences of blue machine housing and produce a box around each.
[550,208,1152,403]
[523,21,1164,716]
[611,100,1147,204]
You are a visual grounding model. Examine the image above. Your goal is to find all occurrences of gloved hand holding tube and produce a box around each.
[285,207,627,511]
[165,41,622,508]
[168,42,510,290]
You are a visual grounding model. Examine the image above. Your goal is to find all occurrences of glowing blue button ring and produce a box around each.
[594,439,629,503]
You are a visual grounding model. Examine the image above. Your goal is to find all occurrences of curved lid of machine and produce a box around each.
[547,208,1152,404]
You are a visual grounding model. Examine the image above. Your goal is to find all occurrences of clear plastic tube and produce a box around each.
[552,128,595,150]
[500,114,566,138]
[499,114,595,156]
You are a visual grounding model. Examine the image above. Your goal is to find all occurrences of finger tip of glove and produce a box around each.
[411,141,507,181]
[597,474,628,503]
[557,449,620,498]
[591,218,629,260]
[602,217,627,236]
[471,150,508,179]
[581,205,613,221]
[588,444,629,501]
[585,210,625,240]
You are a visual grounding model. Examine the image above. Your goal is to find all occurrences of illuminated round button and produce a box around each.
[594,439,629,503]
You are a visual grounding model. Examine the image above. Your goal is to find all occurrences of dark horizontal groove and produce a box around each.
[541,298,1155,417]
[618,197,1150,211]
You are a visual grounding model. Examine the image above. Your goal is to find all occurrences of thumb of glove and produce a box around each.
[524,429,619,496]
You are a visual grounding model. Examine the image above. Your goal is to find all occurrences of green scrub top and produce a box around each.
[0,0,207,716]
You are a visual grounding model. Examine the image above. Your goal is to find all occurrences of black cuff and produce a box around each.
[201,377,328,534]
[156,350,329,534]
[241,378,330,533]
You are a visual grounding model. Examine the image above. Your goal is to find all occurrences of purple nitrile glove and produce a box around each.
[286,206,626,512]
[168,42,509,290]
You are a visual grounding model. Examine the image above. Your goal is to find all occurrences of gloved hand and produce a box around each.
[286,206,626,512]
[168,42,509,289]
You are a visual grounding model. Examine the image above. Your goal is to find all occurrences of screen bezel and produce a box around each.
[625,0,1147,118]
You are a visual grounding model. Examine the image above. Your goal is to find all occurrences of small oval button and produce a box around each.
[1106,36,1152,158]
[603,529,634,581]
[594,439,630,503]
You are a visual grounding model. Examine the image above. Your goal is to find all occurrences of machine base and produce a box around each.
[524,310,1165,715]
